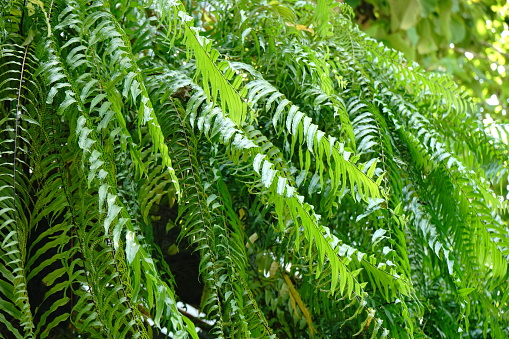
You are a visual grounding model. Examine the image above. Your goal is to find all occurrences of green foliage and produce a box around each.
[0,0,508,338]
[347,0,509,120]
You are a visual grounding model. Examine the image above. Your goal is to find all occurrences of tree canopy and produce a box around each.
[1,0,508,338]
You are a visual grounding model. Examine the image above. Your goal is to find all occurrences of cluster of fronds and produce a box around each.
[1,0,508,338]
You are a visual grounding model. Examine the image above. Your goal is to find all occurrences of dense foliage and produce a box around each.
[347,0,509,120]
[1,0,508,338]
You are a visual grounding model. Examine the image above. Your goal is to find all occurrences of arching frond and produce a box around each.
[1,0,508,337]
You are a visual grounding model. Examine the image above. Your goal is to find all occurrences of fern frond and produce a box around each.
[32,8,192,334]
[148,73,275,336]
[1,0,508,337]
[174,74,412,328]
[0,41,38,338]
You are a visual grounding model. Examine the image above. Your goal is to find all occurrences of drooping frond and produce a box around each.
[1,0,508,337]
